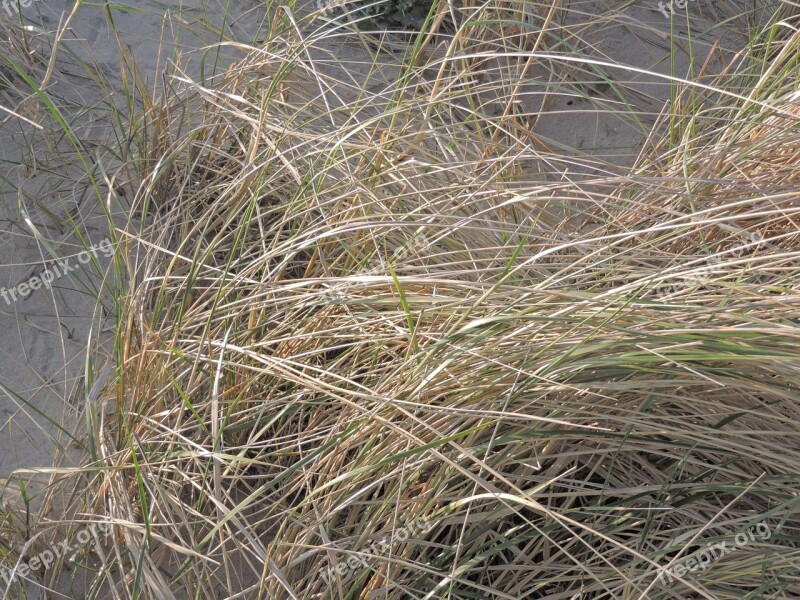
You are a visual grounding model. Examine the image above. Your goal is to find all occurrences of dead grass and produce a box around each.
[1,2,799,600]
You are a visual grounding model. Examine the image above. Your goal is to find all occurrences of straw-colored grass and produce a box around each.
[1,2,799,599]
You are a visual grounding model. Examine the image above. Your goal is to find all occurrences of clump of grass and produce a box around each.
[2,3,799,600]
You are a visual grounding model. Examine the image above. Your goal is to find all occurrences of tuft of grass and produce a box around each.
[1,2,799,600]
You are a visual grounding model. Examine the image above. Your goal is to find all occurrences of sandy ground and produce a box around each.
[0,0,775,597]
[0,0,267,477]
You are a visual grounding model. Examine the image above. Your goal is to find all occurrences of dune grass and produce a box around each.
[0,1,799,599]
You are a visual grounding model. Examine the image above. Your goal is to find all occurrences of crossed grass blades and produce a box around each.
[1,1,799,599]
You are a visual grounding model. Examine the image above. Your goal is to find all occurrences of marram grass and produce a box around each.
[1,3,799,600]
